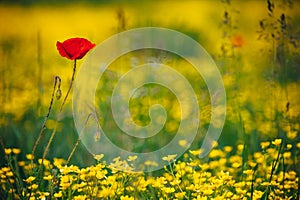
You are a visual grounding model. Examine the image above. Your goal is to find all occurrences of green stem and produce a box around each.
[60,59,76,112]
[42,60,77,164]
[32,76,61,157]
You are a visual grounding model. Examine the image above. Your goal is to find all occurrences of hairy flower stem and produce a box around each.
[32,76,61,157]
[66,113,99,165]
[60,59,76,112]
[42,59,77,161]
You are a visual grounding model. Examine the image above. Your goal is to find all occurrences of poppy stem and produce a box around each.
[42,59,77,161]
[60,59,77,112]
[32,76,61,157]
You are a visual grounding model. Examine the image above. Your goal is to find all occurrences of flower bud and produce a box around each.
[56,89,62,100]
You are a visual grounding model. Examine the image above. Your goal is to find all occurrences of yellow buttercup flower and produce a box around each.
[28,183,38,190]
[6,171,14,177]
[93,154,104,162]
[162,154,177,162]
[203,187,214,195]
[43,175,53,181]
[175,191,186,198]
[54,191,63,198]
[260,141,270,149]
[18,161,25,166]
[243,169,253,175]
[12,148,21,154]
[283,152,291,158]
[120,195,134,200]
[189,149,203,156]
[38,159,50,166]
[162,187,175,193]
[127,155,138,162]
[224,146,233,152]
[4,148,12,155]
[26,154,34,160]
[74,195,88,200]
[178,139,188,147]
[144,160,158,167]
[286,131,297,140]
[272,139,282,147]
[25,176,36,183]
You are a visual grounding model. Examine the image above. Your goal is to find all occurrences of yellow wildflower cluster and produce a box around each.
[1,139,299,199]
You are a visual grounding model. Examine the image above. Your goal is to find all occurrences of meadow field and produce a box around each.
[0,0,300,199]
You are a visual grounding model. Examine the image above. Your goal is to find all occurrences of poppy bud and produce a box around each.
[94,131,101,142]
[56,89,62,100]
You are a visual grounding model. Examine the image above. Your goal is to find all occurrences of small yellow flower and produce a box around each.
[54,191,63,198]
[232,162,241,168]
[8,188,15,193]
[178,139,188,147]
[38,159,50,166]
[260,141,270,149]
[6,171,14,177]
[224,146,233,152]
[272,139,282,147]
[43,175,53,181]
[162,154,177,162]
[283,152,291,158]
[225,191,234,197]
[286,144,292,150]
[25,176,36,183]
[1,167,10,172]
[4,148,12,155]
[26,154,34,160]
[212,141,218,148]
[286,131,297,140]
[12,148,21,154]
[120,195,134,200]
[237,144,244,151]
[39,192,50,199]
[144,160,158,166]
[243,169,253,175]
[189,149,203,156]
[53,158,65,168]
[163,187,175,193]
[127,155,138,162]
[93,154,104,162]
[29,183,38,190]
[74,195,87,200]
[175,191,186,198]
[297,143,300,149]
[203,188,214,195]
[209,149,224,158]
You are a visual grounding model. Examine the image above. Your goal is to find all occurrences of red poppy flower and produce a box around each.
[231,35,244,48]
[56,38,96,60]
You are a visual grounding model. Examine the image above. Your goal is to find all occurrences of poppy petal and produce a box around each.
[56,38,95,60]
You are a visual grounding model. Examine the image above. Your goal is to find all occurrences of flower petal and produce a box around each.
[56,38,96,60]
